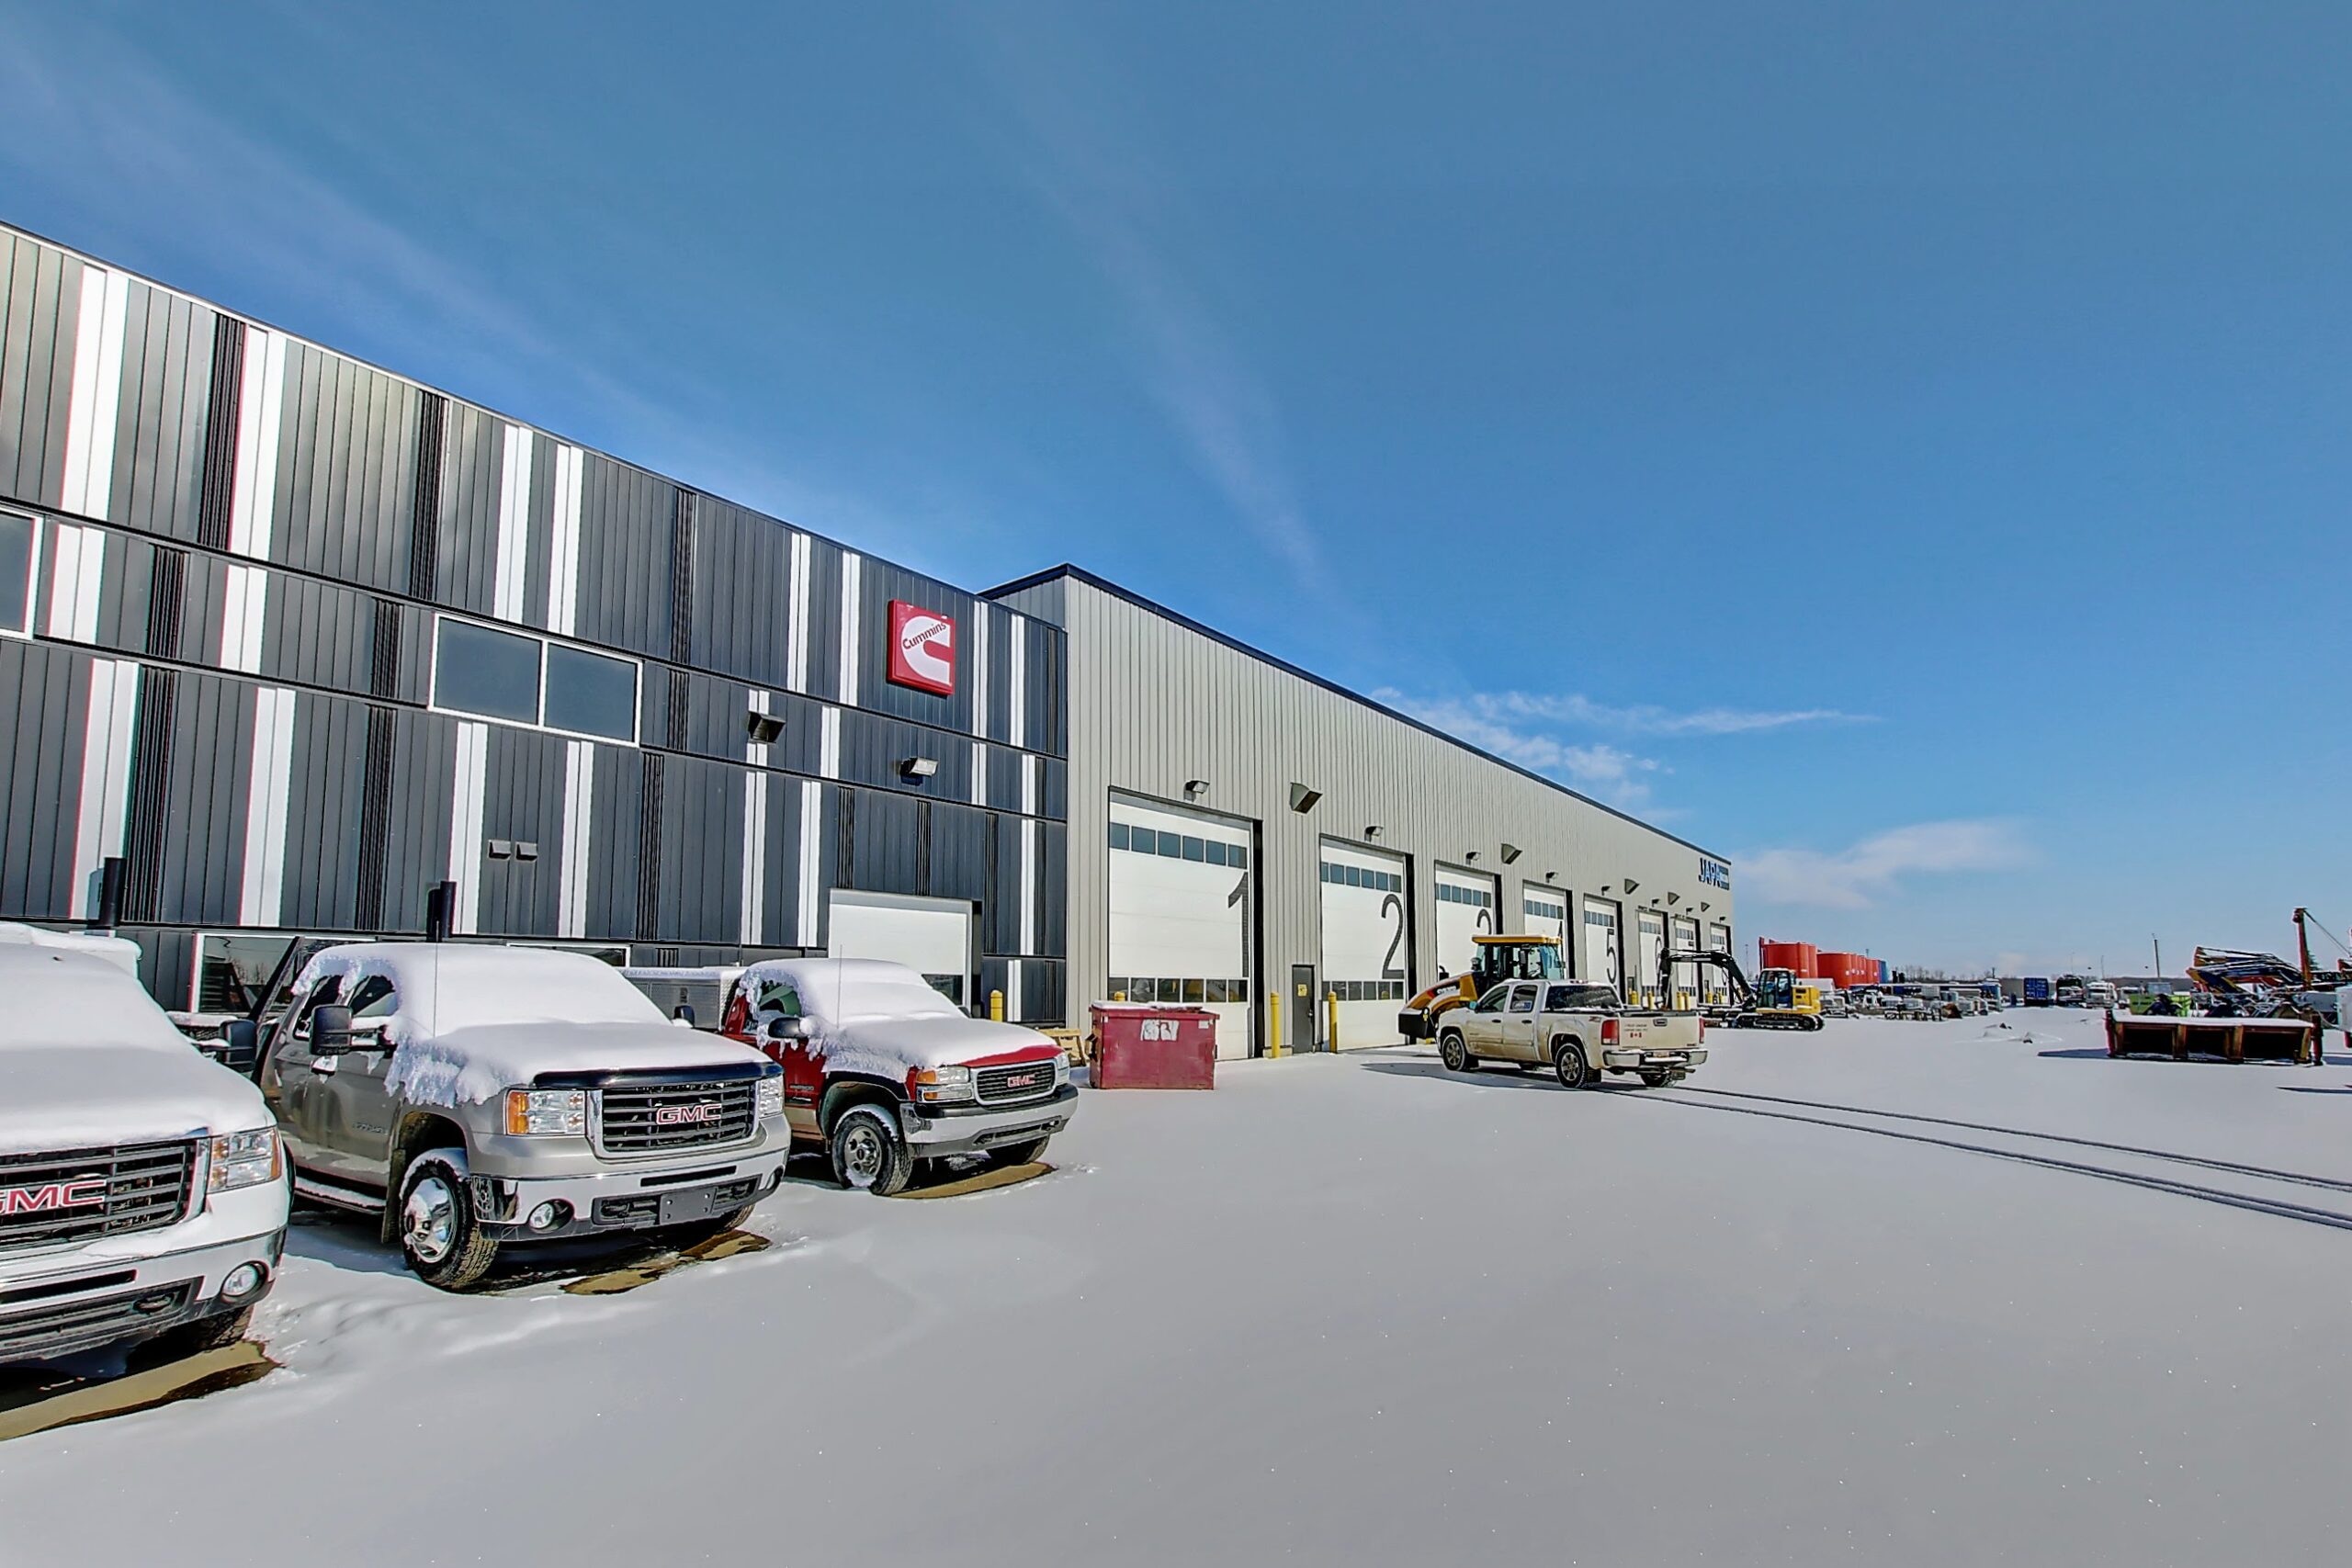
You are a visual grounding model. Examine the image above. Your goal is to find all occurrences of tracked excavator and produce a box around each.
[1661,947,1826,1032]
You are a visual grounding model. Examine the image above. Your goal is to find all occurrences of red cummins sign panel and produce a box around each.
[888,600,956,696]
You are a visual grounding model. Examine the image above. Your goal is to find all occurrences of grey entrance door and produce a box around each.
[1291,964,1319,1053]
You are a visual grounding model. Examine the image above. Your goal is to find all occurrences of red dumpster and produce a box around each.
[1091,1002,1217,1089]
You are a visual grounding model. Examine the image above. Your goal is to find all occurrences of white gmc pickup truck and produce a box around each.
[0,931,288,1368]
[1437,978,1709,1089]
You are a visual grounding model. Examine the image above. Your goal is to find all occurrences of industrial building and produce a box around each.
[0,221,1729,1050]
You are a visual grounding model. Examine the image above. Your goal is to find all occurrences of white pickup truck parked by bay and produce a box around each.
[717,958,1077,1196]
[255,943,790,1290]
[1,931,288,1368]
[1437,979,1709,1089]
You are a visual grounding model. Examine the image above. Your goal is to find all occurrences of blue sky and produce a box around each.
[2,2,2344,976]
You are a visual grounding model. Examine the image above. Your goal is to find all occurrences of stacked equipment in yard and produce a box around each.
[2106,1011,2317,1065]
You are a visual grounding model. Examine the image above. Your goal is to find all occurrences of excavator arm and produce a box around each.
[1660,948,1753,1008]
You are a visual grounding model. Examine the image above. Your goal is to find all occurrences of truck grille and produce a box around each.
[974,1061,1057,1105]
[597,1079,756,1155]
[0,1140,197,1256]
[0,1278,197,1360]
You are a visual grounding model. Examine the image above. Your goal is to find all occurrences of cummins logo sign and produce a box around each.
[888,600,956,696]
[1699,857,1731,889]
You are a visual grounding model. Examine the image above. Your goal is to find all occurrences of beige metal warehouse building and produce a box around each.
[987,567,1736,1057]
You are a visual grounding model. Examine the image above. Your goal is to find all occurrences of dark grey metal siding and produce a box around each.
[0,238,76,508]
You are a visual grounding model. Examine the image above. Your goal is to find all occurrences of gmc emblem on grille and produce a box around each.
[1003,1072,1040,1090]
[0,1179,107,1214]
[653,1103,722,1127]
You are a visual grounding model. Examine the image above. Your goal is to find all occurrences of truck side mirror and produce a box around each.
[766,1016,812,1043]
[221,1018,260,1075]
[673,1003,697,1027]
[310,1004,356,1051]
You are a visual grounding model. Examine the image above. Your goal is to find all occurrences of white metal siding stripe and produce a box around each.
[227,329,286,559]
[557,739,594,939]
[1022,753,1040,818]
[796,780,821,945]
[740,773,769,945]
[547,443,583,636]
[837,552,862,704]
[786,533,812,693]
[1020,818,1038,956]
[44,521,105,643]
[69,658,141,919]
[60,265,129,519]
[819,705,842,780]
[239,685,298,926]
[220,562,267,674]
[969,740,987,807]
[448,721,489,936]
[1005,958,1024,1023]
[1008,612,1027,749]
[493,423,534,622]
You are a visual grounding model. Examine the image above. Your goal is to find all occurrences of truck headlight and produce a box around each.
[503,1088,588,1136]
[756,1076,785,1121]
[1053,1054,1070,1088]
[209,1127,281,1192]
[910,1065,976,1104]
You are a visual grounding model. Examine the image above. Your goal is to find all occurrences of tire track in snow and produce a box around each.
[1623,1088,2352,1234]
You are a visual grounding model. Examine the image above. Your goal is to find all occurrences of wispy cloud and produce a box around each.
[1473,692,1875,738]
[1736,820,2032,910]
[1375,692,1667,807]
[964,13,1328,588]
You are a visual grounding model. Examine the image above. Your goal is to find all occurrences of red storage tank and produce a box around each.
[1759,941,1819,978]
[1819,952,1876,990]
[1091,1002,1217,1089]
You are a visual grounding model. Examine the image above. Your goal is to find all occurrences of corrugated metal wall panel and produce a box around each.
[155,667,248,928]
[109,282,214,541]
[571,452,672,660]
[436,403,503,619]
[0,637,86,917]
[0,239,76,509]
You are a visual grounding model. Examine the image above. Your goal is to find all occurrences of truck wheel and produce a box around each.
[830,1104,914,1196]
[399,1149,502,1291]
[991,1134,1052,1167]
[1438,1030,1477,1072]
[1552,1040,1592,1089]
[130,1304,254,1367]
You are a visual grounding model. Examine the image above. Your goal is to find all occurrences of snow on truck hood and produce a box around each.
[0,947,273,1154]
[291,944,772,1110]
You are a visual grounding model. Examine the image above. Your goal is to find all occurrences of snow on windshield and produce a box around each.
[0,950,187,1054]
[830,973,964,1024]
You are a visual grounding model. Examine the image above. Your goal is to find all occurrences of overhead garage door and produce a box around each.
[829,890,976,1007]
[1433,866,1498,983]
[1706,922,1733,1005]
[1321,841,1410,1048]
[1106,797,1254,1060]
[1635,910,1667,1006]
[1668,916,1702,1007]
[1521,886,1567,952]
[1582,897,1622,996]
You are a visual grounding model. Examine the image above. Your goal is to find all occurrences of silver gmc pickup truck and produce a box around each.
[256,943,790,1290]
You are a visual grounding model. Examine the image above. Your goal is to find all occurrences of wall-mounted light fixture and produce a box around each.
[514,840,539,862]
[1183,779,1211,800]
[1623,878,1639,895]
[1699,900,1711,913]
[744,710,784,746]
[1666,891,1681,906]
[1289,783,1321,813]
[899,756,939,781]
[487,839,514,860]
[1545,869,1560,883]
[1364,825,1383,840]
[1499,843,1522,865]
[1464,850,1481,862]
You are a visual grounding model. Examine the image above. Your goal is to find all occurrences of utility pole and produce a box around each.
[2152,936,2162,976]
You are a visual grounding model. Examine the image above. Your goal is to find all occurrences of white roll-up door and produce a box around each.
[1635,910,1667,1006]
[1320,840,1410,1048]
[1581,897,1622,995]
[1107,797,1254,1059]
[828,890,976,1007]
[1433,866,1498,983]
[1521,886,1567,950]
[1668,915,1702,1006]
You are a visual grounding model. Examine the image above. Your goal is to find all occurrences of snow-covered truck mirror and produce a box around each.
[766,1016,814,1043]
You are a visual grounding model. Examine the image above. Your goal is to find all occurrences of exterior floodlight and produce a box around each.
[1623,879,1639,895]
[1499,843,1522,865]
[1699,900,1711,912]
[1184,779,1211,799]
[1545,870,1559,883]
[899,756,939,781]
[1666,891,1680,906]
[1464,850,1481,862]
[1364,826,1383,840]
[745,710,784,745]
[1289,784,1321,814]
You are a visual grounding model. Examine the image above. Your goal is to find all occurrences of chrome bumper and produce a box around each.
[470,1150,791,1240]
[899,1086,1077,1157]
[1602,1047,1709,1070]
[0,1227,285,1364]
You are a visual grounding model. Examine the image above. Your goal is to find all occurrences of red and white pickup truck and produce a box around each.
[1436,979,1708,1089]
[717,959,1076,1196]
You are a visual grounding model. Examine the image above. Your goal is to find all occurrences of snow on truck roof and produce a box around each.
[0,946,189,1054]
[294,943,671,1035]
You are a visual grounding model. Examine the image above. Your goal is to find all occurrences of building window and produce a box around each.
[0,510,33,637]
[432,614,640,743]
[1110,822,1130,851]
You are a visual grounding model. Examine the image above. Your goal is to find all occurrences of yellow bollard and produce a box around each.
[989,989,1004,1021]
[1327,990,1340,1053]
[1268,994,1283,1059]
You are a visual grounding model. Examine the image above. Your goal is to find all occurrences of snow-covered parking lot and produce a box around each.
[6,1010,2351,1566]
